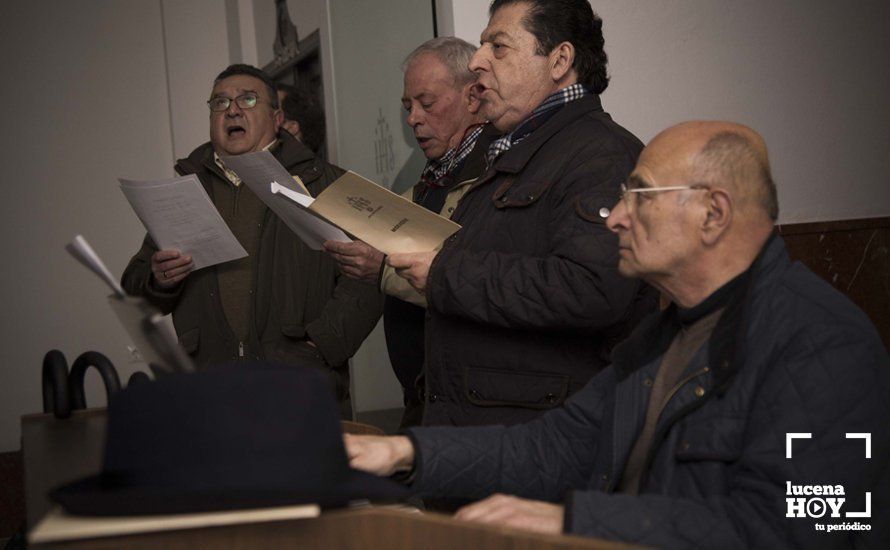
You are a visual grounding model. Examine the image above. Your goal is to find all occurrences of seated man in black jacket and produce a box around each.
[344,121,890,549]
[122,64,382,418]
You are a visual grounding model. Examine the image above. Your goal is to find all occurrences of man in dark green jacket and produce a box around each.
[122,64,382,417]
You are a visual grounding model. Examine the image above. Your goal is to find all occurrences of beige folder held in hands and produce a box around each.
[283,171,461,255]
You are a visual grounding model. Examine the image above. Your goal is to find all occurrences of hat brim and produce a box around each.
[50,468,410,516]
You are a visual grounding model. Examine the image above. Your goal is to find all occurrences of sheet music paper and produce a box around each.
[119,175,247,269]
[65,235,194,374]
[65,235,126,297]
[222,151,351,249]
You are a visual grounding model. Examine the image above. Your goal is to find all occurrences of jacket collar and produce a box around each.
[491,94,603,175]
[415,123,499,197]
[612,231,786,394]
[176,131,318,190]
[469,95,604,190]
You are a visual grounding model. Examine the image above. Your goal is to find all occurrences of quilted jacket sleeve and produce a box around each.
[427,153,639,332]
[380,262,427,307]
[408,368,614,501]
[120,233,184,314]
[567,324,890,549]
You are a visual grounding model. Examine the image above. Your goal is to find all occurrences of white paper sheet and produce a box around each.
[119,175,247,270]
[65,235,126,297]
[221,151,351,249]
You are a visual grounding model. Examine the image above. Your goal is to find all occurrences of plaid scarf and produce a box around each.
[420,124,485,188]
[486,83,588,166]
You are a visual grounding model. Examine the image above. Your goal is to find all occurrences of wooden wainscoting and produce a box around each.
[778,216,889,348]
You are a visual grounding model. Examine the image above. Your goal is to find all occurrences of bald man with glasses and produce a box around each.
[122,64,382,417]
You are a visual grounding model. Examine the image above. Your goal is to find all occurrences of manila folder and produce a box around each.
[309,171,460,255]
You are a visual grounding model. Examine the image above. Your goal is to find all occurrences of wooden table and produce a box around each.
[32,506,634,549]
[23,409,637,549]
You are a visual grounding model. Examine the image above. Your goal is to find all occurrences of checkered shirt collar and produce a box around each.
[420,124,485,188]
[486,83,588,166]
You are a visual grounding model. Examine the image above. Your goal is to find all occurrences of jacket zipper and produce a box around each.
[657,366,710,416]
[636,365,713,490]
[238,341,244,357]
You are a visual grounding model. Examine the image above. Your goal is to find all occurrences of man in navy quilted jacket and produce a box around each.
[344,121,890,549]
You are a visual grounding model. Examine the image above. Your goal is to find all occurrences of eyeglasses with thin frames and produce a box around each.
[618,182,708,211]
[207,93,266,112]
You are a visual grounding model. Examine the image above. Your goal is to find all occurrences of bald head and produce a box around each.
[650,121,778,222]
[607,121,779,308]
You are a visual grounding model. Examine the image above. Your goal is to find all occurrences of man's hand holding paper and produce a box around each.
[323,240,385,282]
[150,249,194,289]
[387,250,437,294]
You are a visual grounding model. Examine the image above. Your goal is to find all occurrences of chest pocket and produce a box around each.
[464,366,569,409]
[491,177,554,209]
[574,190,619,226]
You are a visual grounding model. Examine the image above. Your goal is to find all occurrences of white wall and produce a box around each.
[162,0,232,159]
[442,0,486,46]
[0,0,237,453]
[0,1,175,453]
[445,0,890,223]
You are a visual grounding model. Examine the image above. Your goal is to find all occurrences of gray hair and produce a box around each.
[403,36,477,86]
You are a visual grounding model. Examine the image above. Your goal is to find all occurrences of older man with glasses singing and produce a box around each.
[121,64,382,418]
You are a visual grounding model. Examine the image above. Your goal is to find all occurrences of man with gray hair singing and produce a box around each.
[325,37,491,427]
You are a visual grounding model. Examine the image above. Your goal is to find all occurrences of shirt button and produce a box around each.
[643,378,653,387]
[469,389,479,398]
[429,394,438,403]
[694,385,706,398]
[545,393,557,403]
[599,207,610,218]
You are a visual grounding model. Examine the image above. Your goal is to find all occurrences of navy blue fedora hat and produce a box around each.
[51,364,408,516]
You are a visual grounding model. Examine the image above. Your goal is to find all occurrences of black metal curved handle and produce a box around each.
[68,351,122,410]
[42,349,71,419]
[127,371,152,388]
